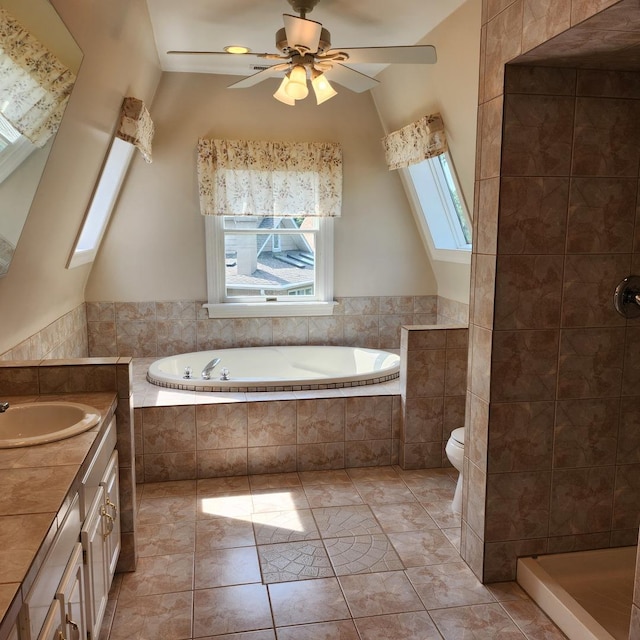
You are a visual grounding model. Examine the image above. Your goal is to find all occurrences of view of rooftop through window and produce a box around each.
[223,215,318,299]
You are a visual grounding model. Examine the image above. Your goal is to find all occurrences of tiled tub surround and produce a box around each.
[0,303,88,361]
[0,392,116,638]
[0,358,138,573]
[86,296,469,358]
[465,0,640,608]
[399,326,469,470]
[132,324,469,483]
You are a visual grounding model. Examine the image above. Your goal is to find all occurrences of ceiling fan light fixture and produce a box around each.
[224,45,251,54]
[285,64,309,100]
[274,76,295,105]
[311,70,337,104]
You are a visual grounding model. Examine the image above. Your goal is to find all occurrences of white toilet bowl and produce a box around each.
[445,427,465,513]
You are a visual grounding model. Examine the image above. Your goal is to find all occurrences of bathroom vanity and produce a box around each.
[0,393,119,640]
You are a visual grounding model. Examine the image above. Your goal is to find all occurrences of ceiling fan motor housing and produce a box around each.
[276,26,331,55]
[287,0,321,16]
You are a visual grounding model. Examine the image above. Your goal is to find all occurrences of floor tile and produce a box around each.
[312,505,382,538]
[338,571,424,617]
[196,632,275,640]
[119,553,194,598]
[196,517,255,551]
[354,611,442,640]
[419,498,462,528]
[388,529,460,567]
[299,469,353,485]
[141,479,197,498]
[197,476,251,495]
[304,484,364,507]
[257,540,334,583]
[501,600,568,640]
[252,509,320,544]
[369,502,438,533]
[346,466,400,481]
[136,521,195,557]
[269,577,350,626]
[324,534,404,575]
[136,495,197,525]
[195,546,261,588]
[251,487,310,513]
[442,527,461,551]
[486,581,530,602]
[430,603,527,640]
[276,620,360,639]
[406,562,496,609]
[198,492,253,519]
[109,591,193,640]
[249,472,301,490]
[193,584,272,637]
[354,479,418,505]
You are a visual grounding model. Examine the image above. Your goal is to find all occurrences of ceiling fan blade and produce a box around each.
[166,50,270,57]
[326,45,437,65]
[227,66,285,89]
[283,14,322,54]
[324,64,379,93]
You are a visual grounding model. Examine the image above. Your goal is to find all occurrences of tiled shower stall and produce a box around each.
[463,8,640,638]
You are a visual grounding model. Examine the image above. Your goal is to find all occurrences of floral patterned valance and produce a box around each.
[0,8,76,148]
[382,113,448,170]
[116,97,154,163]
[197,138,342,217]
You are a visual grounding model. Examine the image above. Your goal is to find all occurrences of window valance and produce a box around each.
[382,113,448,170]
[115,97,154,163]
[0,8,76,148]
[197,138,342,217]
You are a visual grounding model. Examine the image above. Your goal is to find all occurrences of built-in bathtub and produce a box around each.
[146,345,400,392]
[517,546,636,640]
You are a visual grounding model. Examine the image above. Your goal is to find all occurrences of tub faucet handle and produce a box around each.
[183,366,193,379]
[220,368,230,381]
[0,402,9,413]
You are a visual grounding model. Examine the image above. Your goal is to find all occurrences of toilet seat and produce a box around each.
[450,427,465,446]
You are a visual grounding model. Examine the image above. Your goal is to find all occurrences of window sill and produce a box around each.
[204,301,338,318]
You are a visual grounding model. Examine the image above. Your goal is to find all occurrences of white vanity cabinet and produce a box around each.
[17,413,120,640]
[80,419,120,640]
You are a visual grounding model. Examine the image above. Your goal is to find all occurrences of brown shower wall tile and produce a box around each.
[557,327,625,399]
[494,255,563,330]
[501,93,575,176]
[505,64,576,96]
[497,177,569,255]
[522,0,571,52]
[479,96,505,179]
[577,69,640,99]
[613,464,640,530]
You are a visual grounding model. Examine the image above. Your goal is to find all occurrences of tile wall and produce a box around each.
[0,358,138,572]
[86,296,449,357]
[0,303,87,361]
[465,0,640,606]
[134,394,402,483]
[399,326,469,470]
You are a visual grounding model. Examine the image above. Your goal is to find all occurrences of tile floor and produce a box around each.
[100,466,567,640]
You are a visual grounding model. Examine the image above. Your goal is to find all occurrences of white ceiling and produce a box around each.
[146,0,466,78]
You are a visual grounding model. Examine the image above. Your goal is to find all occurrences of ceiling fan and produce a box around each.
[166,0,437,105]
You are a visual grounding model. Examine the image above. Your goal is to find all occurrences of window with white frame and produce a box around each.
[199,138,341,317]
[406,150,471,253]
[0,113,37,185]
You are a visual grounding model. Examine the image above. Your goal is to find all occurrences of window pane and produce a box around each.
[438,154,472,244]
[224,223,316,298]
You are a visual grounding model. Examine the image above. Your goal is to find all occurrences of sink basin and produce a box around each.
[0,402,101,448]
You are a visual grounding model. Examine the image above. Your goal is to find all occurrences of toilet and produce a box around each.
[445,427,465,513]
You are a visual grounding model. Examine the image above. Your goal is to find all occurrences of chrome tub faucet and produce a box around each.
[0,402,9,413]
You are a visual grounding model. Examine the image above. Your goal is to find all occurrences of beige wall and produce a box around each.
[85,72,437,301]
[0,0,161,355]
[371,0,481,304]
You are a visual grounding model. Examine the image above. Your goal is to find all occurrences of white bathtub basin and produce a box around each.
[0,402,101,448]
[147,345,401,392]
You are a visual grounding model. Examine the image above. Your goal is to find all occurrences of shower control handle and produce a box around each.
[613,275,640,319]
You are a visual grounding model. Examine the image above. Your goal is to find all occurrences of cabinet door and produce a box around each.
[35,601,63,640]
[100,450,120,580]
[81,486,109,640]
[55,543,86,640]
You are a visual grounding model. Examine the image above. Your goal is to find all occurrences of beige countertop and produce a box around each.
[0,392,117,638]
